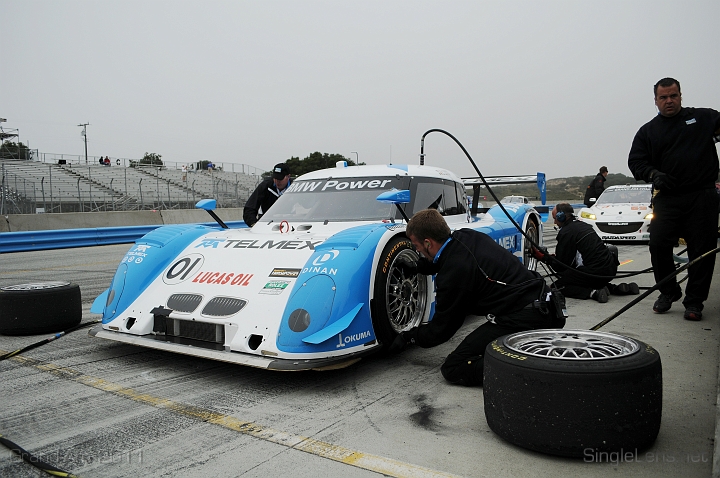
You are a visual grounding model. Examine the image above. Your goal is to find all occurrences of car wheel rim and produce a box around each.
[523,221,538,270]
[503,329,640,360]
[385,250,427,333]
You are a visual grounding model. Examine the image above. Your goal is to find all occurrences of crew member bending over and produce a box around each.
[391,209,566,386]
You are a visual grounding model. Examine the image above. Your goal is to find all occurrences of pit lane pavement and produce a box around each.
[0,225,719,477]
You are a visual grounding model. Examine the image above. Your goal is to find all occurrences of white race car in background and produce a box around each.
[500,195,535,206]
[578,184,653,242]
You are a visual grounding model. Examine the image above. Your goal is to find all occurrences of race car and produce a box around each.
[577,184,653,242]
[501,195,535,205]
[90,162,545,370]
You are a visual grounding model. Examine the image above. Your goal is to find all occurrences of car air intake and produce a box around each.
[202,297,247,317]
[153,317,224,344]
[167,293,203,313]
[596,222,644,234]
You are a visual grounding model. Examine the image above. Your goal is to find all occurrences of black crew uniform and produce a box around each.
[551,218,618,299]
[405,229,566,387]
[628,107,720,310]
[583,172,606,207]
[243,178,290,227]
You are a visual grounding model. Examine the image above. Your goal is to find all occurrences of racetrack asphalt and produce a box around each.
[1,224,719,477]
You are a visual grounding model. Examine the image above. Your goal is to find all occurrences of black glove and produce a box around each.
[531,246,549,263]
[649,169,676,190]
[396,255,418,275]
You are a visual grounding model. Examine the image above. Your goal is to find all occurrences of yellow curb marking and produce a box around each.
[4,352,459,478]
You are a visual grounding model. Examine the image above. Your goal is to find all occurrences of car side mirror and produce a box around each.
[376,189,410,204]
[195,199,217,210]
[376,189,411,222]
[195,199,228,228]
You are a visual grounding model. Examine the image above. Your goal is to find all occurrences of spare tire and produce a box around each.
[483,329,662,458]
[0,282,82,335]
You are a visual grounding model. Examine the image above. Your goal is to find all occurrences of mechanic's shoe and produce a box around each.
[591,287,609,303]
[653,289,682,313]
[614,282,640,295]
[683,306,703,321]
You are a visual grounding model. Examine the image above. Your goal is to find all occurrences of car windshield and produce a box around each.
[262,177,403,222]
[596,187,651,205]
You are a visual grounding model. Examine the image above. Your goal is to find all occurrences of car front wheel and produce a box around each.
[372,237,428,348]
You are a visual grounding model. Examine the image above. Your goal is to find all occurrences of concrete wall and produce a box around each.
[0,208,245,233]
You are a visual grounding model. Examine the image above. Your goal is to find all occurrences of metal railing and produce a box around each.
[0,158,264,215]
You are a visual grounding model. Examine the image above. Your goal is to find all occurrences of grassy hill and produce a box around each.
[472,173,641,201]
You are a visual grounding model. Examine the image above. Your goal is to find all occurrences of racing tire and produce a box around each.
[522,217,540,271]
[372,236,428,349]
[0,282,82,336]
[483,329,662,458]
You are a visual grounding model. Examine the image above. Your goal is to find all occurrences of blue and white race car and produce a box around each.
[90,163,545,370]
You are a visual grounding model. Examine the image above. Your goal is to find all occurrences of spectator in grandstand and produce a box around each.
[243,163,291,227]
[181,164,187,181]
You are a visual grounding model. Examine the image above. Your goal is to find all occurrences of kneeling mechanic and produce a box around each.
[391,209,567,386]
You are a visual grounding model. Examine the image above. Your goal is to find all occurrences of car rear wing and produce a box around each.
[462,173,547,217]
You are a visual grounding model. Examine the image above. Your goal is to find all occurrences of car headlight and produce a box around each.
[580,211,596,220]
[644,212,653,220]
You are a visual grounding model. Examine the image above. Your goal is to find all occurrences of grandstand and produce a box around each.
[0,157,263,215]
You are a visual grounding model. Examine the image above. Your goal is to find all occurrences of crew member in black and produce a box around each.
[391,209,566,386]
[543,203,632,303]
[628,77,720,321]
[243,163,291,227]
[583,166,608,207]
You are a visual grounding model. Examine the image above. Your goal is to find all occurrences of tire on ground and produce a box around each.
[483,329,662,457]
[0,281,82,335]
[371,236,427,349]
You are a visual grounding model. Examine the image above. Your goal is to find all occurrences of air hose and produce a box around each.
[0,433,79,477]
[0,320,101,477]
[590,245,720,330]
[421,129,535,249]
[0,319,100,361]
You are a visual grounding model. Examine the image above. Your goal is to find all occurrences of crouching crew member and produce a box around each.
[391,209,566,387]
[536,203,637,303]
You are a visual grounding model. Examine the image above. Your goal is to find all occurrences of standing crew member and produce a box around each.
[391,209,566,386]
[628,77,720,321]
[583,166,608,207]
[243,163,291,227]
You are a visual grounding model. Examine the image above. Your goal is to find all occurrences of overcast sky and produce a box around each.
[2,0,718,179]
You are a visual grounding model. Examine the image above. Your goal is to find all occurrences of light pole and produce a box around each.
[351,151,358,164]
[78,123,89,164]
